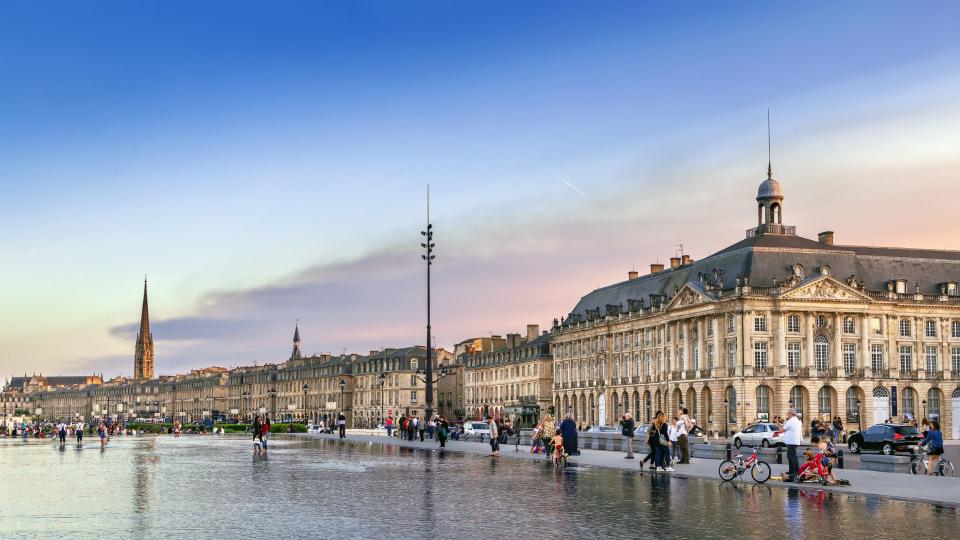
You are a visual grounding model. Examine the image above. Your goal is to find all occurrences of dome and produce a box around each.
[757,177,782,199]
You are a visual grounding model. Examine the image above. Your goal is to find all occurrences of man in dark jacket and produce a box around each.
[559,414,579,456]
[620,413,635,459]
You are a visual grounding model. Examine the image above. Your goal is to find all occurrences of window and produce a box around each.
[726,341,737,369]
[818,387,832,417]
[899,319,912,337]
[790,386,804,418]
[899,345,913,372]
[843,317,855,334]
[727,315,735,334]
[787,342,801,374]
[754,341,768,370]
[692,342,699,370]
[707,343,715,369]
[952,347,960,373]
[726,387,737,423]
[655,352,661,376]
[410,359,418,371]
[925,320,937,338]
[925,346,938,372]
[816,316,827,329]
[756,386,770,419]
[845,387,860,422]
[843,343,856,373]
[754,315,767,332]
[411,391,418,404]
[871,344,885,371]
[902,387,915,416]
[895,280,907,294]
[928,388,941,418]
[678,324,685,340]
[871,317,882,335]
[787,315,800,333]
[645,330,652,347]
[678,348,685,371]
[814,335,829,372]
[707,319,714,337]
[953,321,960,339]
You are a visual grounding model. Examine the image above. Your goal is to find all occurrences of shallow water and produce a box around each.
[0,435,955,539]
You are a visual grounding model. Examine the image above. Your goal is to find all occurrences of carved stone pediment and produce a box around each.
[780,276,872,302]
[666,284,712,309]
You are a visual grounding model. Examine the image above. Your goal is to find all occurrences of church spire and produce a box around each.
[290,321,303,360]
[134,277,155,379]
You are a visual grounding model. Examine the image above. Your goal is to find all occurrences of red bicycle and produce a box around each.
[718,446,771,483]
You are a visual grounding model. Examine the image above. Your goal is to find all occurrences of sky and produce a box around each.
[1,1,959,379]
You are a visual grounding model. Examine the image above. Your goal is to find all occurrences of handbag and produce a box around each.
[658,435,669,446]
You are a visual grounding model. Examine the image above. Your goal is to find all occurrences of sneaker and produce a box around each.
[666,467,675,472]
[656,467,665,471]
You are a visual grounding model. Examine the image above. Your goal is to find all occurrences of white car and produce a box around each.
[463,421,491,438]
[732,423,785,448]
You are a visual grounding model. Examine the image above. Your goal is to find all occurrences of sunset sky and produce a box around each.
[1,1,959,379]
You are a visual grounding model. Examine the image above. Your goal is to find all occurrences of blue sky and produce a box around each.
[1,1,958,378]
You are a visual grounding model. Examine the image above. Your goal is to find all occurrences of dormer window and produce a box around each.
[895,280,907,294]
[948,282,958,296]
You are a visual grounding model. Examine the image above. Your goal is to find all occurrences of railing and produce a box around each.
[756,367,774,377]
[901,371,918,380]
[924,371,943,381]
[727,368,736,377]
[685,370,696,380]
[745,224,795,237]
[792,367,810,378]
[816,369,832,379]
[952,371,960,380]
[670,371,681,381]
[871,369,890,379]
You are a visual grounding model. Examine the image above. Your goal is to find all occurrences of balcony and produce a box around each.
[924,371,943,381]
[727,368,736,377]
[871,369,890,379]
[670,370,681,381]
[901,371,919,380]
[816,369,832,380]
[685,370,696,380]
[757,367,774,377]
[792,367,810,378]
[952,371,960,380]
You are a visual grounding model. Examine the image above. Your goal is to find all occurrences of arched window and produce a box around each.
[815,335,829,372]
[790,386,805,418]
[756,386,770,419]
[725,386,737,423]
[845,387,861,422]
[818,386,833,417]
[902,387,915,417]
[927,388,942,419]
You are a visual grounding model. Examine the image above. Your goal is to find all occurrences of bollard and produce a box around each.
[776,446,783,465]
[725,442,732,460]
[515,432,521,452]
[837,449,844,469]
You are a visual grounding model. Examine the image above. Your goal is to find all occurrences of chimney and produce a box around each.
[818,231,834,245]
[506,333,521,348]
[628,270,639,280]
[526,324,539,342]
[650,263,665,274]
[670,257,681,269]
[682,255,693,266]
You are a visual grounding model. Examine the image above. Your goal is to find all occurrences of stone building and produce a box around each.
[350,346,453,427]
[551,168,960,439]
[462,324,553,427]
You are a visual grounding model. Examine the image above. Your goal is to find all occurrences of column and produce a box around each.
[777,312,787,372]
[860,316,869,374]
[713,317,722,377]
[682,320,690,374]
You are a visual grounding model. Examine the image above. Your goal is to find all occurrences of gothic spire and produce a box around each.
[134,277,155,379]
[290,321,303,360]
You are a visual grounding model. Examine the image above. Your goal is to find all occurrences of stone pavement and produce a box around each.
[299,431,960,508]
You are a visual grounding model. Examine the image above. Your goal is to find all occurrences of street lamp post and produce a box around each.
[856,398,862,433]
[338,379,346,426]
[377,372,386,427]
[241,392,251,421]
[723,399,729,438]
[922,399,927,420]
[421,185,437,422]
[302,383,309,424]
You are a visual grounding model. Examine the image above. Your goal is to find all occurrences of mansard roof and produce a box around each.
[567,232,960,320]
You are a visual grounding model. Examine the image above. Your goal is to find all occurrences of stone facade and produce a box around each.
[551,172,960,439]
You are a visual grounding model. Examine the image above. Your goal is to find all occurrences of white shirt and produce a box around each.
[668,424,679,442]
[783,416,803,445]
[676,416,689,437]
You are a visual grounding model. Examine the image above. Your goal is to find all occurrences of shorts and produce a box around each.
[929,447,944,456]
[490,438,500,452]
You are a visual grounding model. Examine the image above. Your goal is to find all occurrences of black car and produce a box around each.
[847,423,922,455]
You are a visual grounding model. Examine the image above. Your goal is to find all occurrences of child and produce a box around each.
[816,436,838,485]
[530,424,543,454]
[551,429,566,460]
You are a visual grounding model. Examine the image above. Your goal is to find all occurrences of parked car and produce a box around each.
[846,424,922,455]
[587,425,620,433]
[732,423,785,448]
[463,421,490,438]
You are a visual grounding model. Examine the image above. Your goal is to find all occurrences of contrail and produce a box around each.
[553,171,586,197]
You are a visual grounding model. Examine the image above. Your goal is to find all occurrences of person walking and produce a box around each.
[75,421,84,447]
[639,415,659,470]
[668,418,680,465]
[252,416,263,453]
[677,407,691,464]
[783,408,803,481]
[262,415,272,451]
[437,417,449,448]
[98,421,107,450]
[654,412,673,472]
[559,413,578,456]
[417,416,425,442]
[832,416,843,442]
[620,413,635,459]
[487,415,500,457]
[57,421,67,446]
[337,413,346,439]
[385,415,394,438]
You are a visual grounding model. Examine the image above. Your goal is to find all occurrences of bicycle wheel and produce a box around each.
[751,460,772,484]
[719,460,738,482]
[938,460,954,477]
[910,459,924,475]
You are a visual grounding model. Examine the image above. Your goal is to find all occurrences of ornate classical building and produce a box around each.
[551,168,960,439]
[461,324,553,427]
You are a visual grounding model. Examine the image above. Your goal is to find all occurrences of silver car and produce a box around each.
[732,423,785,448]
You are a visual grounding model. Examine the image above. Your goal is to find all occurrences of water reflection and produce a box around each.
[0,436,955,539]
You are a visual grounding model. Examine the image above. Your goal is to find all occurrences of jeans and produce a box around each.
[338,425,345,438]
[622,436,634,457]
[654,444,668,468]
[787,444,800,479]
